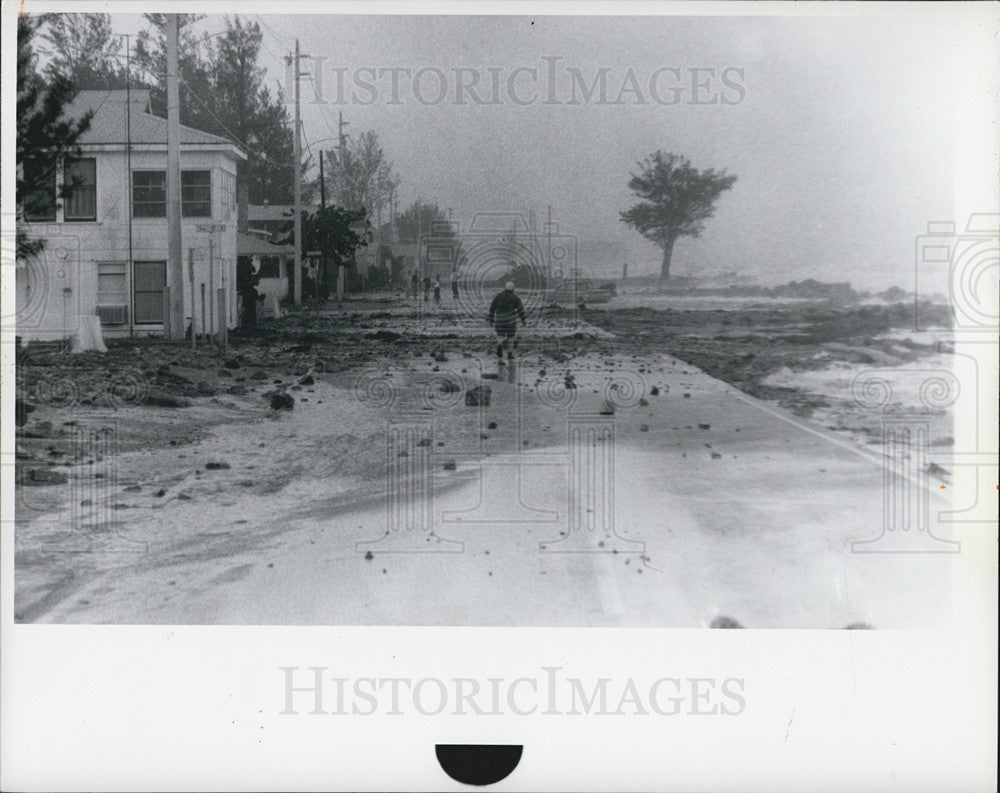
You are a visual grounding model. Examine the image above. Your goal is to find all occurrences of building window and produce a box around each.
[96,261,128,325]
[182,170,212,217]
[133,260,166,324]
[219,170,236,217]
[64,158,97,221]
[132,170,166,218]
[97,261,128,305]
[22,159,57,222]
[131,170,212,218]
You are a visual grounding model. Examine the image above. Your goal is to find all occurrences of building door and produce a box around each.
[133,261,166,324]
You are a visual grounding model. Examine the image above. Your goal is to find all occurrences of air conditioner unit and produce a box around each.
[97,305,128,325]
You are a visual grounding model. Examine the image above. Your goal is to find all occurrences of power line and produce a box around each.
[254,14,291,51]
[299,72,341,148]
[179,78,299,168]
[253,16,287,65]
[300,125,314,160]
[183,28,232,48]
[308,77,350,156]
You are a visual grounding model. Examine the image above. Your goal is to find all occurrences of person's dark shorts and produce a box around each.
[495,325,517,339]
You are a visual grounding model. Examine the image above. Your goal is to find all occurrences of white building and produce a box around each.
[16,90,246,342]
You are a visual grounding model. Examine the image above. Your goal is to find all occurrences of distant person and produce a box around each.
[423,275,431,302]
[410,271,419,301]
[237,258,261,327]
[433,277,441,305]
[488,281,527,361]
[451,270,460,302]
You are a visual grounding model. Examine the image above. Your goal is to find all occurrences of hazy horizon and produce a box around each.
[31,10,994,292]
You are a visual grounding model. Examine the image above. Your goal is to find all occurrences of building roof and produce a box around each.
[248,204,295,222]
[65,90,245,155]
[248,204,319,222]
[237,231,294,257]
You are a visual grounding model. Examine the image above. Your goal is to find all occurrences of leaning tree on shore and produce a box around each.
[620,151,736,286]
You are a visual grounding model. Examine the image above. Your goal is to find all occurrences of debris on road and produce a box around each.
[465,385,491,406]
[269,392,295,411]
[23,468,68,485]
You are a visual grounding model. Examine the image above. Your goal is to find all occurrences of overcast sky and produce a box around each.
[78,10,996,290]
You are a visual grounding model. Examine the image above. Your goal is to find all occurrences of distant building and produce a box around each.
[392,243,421,277]
[237,231,293,316]
[246,203,318,242]
[412,240,461,282]
[16,90,245,341]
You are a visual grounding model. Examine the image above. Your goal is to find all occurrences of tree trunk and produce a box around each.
[659,240,675,288]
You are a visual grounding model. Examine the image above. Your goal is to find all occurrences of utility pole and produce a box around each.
[209,235,215,335]
[374,203,381,292]
[390,188,397,244]
[338,111,349,158]
[319,150,327,209]
[291,39,303,307]
[529,208,537,271]
[319,150,328,301]
[336,112,348,303]
[546,204,553,284]
[189,248,196,349]
[121,32,134,338]
[166,14,184,339]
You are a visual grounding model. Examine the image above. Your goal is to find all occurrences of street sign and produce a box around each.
[306,250,322,257]
[196,224,227,233]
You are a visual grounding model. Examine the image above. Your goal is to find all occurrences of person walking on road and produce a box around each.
[488,281,527,361]
[423,275,432,303]
[451,269,460,302]
[433,277,441,305]
[410,271,419,301]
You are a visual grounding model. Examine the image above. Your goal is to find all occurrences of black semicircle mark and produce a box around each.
[435,744,523,786]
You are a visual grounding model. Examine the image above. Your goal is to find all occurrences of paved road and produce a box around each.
[22,350,955,627]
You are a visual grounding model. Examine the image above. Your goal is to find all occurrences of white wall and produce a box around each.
[258,279,288,311]
[17,146,241,342]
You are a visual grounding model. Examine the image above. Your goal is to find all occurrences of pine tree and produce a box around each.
[16,15,93,260]
[131,14,296,205]
[131,13,213,128]
[39,13,126,90]
[213,17,295,205]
